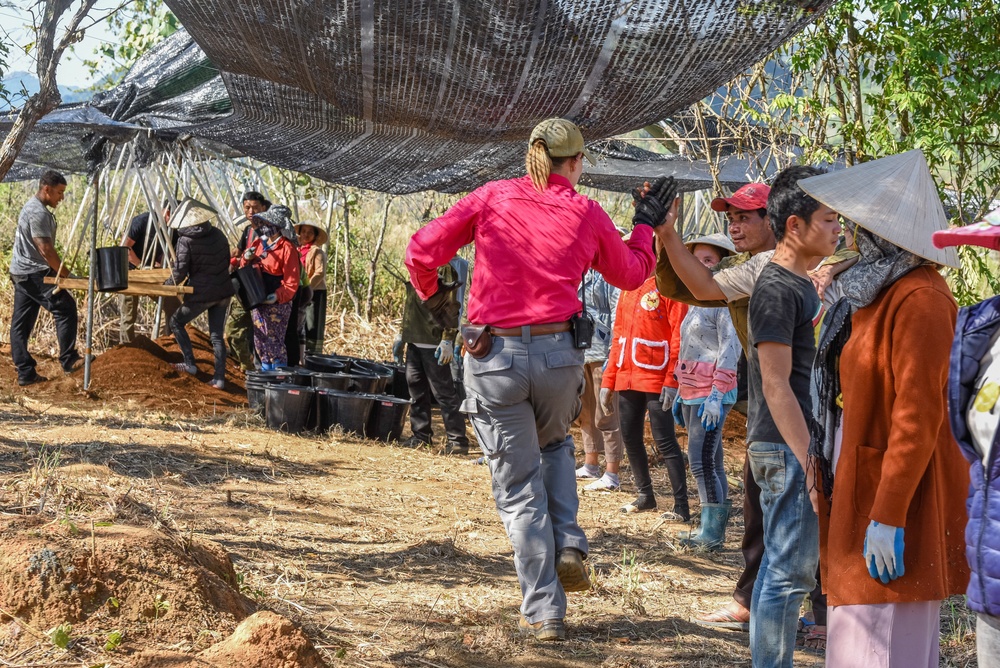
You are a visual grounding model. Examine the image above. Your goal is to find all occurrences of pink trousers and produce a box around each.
[826,600,940,668]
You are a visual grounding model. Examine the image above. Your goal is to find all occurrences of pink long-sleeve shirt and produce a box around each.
[405,174,655,328]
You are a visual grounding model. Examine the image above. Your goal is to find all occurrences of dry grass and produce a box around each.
[0,393,980,667]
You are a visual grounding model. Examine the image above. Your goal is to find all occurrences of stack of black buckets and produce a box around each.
[245,354,411,440]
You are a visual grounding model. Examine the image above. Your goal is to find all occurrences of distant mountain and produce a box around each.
[1,70,92,110]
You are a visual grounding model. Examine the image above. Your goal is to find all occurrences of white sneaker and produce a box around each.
[584,474,621,492]
[576,465,600,479]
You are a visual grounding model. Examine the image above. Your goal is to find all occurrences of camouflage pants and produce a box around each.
[225,298,256,371]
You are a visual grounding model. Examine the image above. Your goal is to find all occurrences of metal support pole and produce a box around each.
[83,171,99,390]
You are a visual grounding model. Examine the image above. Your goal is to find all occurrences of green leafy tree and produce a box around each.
[669,0,1000,304]
[78,0,178,84]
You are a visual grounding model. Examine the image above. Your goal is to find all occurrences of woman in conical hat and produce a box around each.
[800,150,969,667]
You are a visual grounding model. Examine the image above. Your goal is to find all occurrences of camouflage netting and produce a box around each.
[3,1,833,193]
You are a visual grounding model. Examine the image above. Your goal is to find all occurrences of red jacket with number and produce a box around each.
[602,276,688,394]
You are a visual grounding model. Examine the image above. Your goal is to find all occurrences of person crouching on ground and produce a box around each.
[405,118,660,641]
[601,236,690,519]
[239,205,300,370]
[672,233,741,549]
[167,198,235,390]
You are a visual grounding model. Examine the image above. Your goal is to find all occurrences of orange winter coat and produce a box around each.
[819,266,970,605]
[602,276,687,394]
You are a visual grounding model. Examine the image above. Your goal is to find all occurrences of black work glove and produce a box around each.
[631,176,678,229]
[422,278,463,329]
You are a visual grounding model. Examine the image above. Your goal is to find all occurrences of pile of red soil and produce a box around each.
[0,329,248,415]
[0,515,255,653]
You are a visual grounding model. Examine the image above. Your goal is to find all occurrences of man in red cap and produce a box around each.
[655,182,774,632]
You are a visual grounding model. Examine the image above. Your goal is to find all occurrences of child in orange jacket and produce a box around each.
[602,274,689,518]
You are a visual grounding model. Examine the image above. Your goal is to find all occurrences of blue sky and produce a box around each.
[1,1,117,86]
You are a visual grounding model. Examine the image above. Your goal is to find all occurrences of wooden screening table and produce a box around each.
[44,269,193,297]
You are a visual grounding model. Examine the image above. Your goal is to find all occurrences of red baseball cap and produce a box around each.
[711,183,771,212]
[932,208,1000,252]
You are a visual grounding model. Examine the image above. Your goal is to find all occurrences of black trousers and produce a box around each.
[405,344,468,446]
[304,289,327,353]
[617,389,688,513]
[171,297,231,382]
[10,271,79,381]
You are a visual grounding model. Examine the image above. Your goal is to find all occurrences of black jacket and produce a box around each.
[171,223,235,305]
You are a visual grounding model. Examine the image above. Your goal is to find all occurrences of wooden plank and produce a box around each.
[128,269,173,283]
[43,276,194,296]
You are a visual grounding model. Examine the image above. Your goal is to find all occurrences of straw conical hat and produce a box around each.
[171,197,217,229]
[798,150,959,268]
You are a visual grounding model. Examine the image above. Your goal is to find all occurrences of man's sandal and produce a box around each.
[692,607,750,631]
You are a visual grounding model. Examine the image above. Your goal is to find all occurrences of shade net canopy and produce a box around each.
[4,1,831,192]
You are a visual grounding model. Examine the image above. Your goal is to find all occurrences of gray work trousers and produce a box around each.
[461,330,587,623]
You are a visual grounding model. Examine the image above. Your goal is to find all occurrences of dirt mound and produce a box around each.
[0,327,248,415]
[0,515,254,653]
[129,612,326,668]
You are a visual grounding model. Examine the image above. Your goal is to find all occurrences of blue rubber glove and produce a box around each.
[863,520,905,584]
[392,339,404,364]
[672,396,685,428]
[262,293,277,305]
[698,386,724,430]
[435,340,454,366]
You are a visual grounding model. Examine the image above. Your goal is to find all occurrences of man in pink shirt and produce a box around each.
[406,118,677,641]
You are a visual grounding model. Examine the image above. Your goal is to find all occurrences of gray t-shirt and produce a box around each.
[11,197,56,275]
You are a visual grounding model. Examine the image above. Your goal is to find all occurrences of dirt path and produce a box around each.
[0,396,974,667]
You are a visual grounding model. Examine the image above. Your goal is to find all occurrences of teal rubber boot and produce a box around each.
[678,502,730,551]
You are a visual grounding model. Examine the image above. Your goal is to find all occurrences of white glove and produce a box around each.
[863,520,905,584]
[659,386,677,412]
[262,293,277,305]
[600,387,615,415]
[242,248,255,262]
[698,386,723,430]
[392,338,404,364]
[435,340,454,366]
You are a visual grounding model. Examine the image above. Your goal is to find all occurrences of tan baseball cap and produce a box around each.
[529,118,595,165]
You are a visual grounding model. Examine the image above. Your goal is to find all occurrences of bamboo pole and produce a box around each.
[83,170,99,390]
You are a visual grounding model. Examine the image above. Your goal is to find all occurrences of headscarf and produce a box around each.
[809,221,929,500]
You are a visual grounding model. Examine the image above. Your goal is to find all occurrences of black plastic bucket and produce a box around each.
[246,380,267,415]
[315,388,345,432]
[264,383,315,433]
[312,372,352,392]
[236,265,268,309]
[336,392,376,435]
[247,369,295,385]
[338,372,379,394]
[365,395,411,442]
[351,360,392,393]
[288,367,318,386]
[303,354,348,373]
[386,363,409,400]
[96,246,129,292]
[315,389,375,434]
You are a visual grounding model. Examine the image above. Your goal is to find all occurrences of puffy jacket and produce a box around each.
[602,276,687,394]
[171,223,235,305]
[948,294,1000,616]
